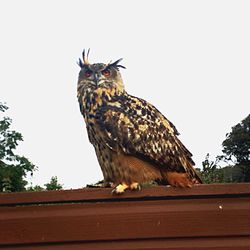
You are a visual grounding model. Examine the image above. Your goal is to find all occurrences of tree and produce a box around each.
[200,154,224,184]
[27,176,63,191]
[222,114,250,164]
[26,184,44,192]
[44,176,63,190]
[0,103,35,192]
[222,114,250,182]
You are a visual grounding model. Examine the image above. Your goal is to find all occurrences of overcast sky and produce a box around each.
[0,1,249,189]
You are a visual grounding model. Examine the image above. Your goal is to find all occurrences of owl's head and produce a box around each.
[77,49,126,92]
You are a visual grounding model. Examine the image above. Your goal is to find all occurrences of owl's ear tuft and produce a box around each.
[77,58,84,68]
[108,58,126,70]
[77,49,90,68]
[82,48,90,65]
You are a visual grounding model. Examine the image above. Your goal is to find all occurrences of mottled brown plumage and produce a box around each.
[77,50,202,193]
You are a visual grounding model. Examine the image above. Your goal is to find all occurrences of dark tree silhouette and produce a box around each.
[0,103,35,192]
[222,114,250,182]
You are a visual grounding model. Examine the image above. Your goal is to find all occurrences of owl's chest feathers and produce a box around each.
[82,87,123,120]
[80,87,124,145]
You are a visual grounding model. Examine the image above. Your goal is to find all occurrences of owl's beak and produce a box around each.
[93,73,100,85]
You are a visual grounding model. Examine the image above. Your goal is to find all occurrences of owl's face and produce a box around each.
[77,51,125,93]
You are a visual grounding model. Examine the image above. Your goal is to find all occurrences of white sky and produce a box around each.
[0,1,249,189]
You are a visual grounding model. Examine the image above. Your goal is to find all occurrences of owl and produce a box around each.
[77,50,202,194]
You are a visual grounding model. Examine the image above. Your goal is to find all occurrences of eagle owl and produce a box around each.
[77,50,202,194]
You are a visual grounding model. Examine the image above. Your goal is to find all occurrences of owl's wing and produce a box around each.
[95,95,201,182]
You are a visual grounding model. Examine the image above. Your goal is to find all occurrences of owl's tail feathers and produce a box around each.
[187,164,203,184]
[178,156,203,184]
[193,171,203,184]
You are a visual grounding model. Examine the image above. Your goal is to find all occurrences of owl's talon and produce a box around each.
[112,183,129,194]
[130,182,141,191]
[111,188,123,195]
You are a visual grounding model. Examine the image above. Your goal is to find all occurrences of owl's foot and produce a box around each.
[130,182,141,191]
[112,183,129,194]
[112,182,141,194]
[166,172,193,188]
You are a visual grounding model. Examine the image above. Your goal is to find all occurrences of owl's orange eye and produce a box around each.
[101,69,110,77]
[85,70,92,78]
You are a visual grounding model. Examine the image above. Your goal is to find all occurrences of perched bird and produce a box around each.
[77,50,202,194]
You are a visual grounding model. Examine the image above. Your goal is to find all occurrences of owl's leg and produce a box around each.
[165,172,193,188]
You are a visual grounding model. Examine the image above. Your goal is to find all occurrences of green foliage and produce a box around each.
[201,114,250,184]
[199,155,239,184]
[222,114,250,165]
[221,114,250,182]
[27,176,63,191]
[0,102,35,192]
[230,164,250,182]
[44,176,63,190]
[0,102,63,192]
[200,154,224,184]
[26,184,45,192]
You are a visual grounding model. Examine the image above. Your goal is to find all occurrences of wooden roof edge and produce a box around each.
[0,183,250,206]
